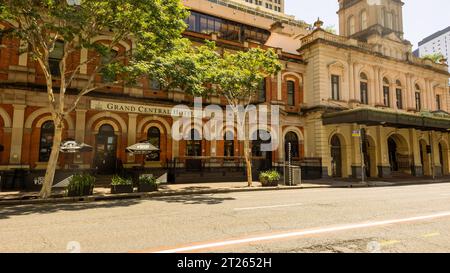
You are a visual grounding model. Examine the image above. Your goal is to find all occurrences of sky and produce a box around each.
[285,0,450,50]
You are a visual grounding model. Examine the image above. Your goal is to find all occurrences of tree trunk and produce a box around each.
[39,116,63,199]
[244,137,253,187]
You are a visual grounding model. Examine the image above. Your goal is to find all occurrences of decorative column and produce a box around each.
[376,126,390,177]
[277,71,282,101]
[348,60,354,101]
[350,124,362,178]
[9,104,26,165]
[409,129,422,176]
[127,113,138,163]
[74,109,87,164]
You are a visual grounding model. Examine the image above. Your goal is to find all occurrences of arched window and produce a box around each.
[224,131,234,157]
[147,127,161,161]
[360,10,368,30]
[252,130,271,157]
[395,80,403,109]
[287,80,295,106]
[415,84,422,111]
[186,129,202,156]
[385,11,393,29]
[285,132,299,160]
[258,78,266,102]
[49,41,64,76]
[392,11,397,30]
[383,78,390,107]
[380,8,386,27]
[101,49,118,83]
[39,121,55,162]
[360,73,369,105]
[348,16,356,35]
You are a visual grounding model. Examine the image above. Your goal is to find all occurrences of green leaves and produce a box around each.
[2,0,189,88]
[145,39,220,96]
[211,47,282,105]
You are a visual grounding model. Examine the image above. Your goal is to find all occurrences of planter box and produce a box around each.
[138,183,158,193]
[67,187,93,197]
[260,179,279,187]
[111,185,134,194]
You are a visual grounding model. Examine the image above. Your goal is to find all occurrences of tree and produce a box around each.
[422,53,445,63]
[324,25,337,34]
[0,0,189,198]
[209,47,281,187]
[147,39,218,96]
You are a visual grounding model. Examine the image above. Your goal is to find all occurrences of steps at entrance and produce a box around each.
[95,175,114,187]
[174,171,247,184]
[390,171,413,179]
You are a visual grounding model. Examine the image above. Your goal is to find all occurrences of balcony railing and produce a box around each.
[300,29,449,73]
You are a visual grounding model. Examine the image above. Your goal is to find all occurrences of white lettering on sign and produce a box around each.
[90,100,191,117]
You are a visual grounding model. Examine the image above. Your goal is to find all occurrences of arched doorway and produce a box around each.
[419,139,431,176]
[438,142,449,176]
[388,137,399,172]
[252,130,272,171]
[330,135,343,177]
[146,127,161,161]
[387,134,411,176]
[284,132,300,161]
[362,134,377,178]
[95,124,117,174]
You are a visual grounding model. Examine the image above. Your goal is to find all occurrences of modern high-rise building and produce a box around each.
[416,26,450,64]
[238,0,285,13]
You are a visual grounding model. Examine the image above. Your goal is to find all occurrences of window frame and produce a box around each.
[287,80,295,106]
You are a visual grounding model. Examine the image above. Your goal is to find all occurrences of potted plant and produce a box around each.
[66,174,95,197]
[138,175,158,192]
[259,170,281,187]
[110,175,134,194]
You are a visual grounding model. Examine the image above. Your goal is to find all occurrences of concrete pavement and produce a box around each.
[2,183,450,252]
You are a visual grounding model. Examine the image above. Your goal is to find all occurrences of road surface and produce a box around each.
[2,183,450,253]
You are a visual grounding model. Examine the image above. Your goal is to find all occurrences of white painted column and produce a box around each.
[9,104,26,165]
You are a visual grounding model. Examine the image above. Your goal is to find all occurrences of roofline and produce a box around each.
[418,26,450,46]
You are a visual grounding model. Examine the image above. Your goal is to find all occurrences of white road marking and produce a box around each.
[234,203,304,211]
[153,211,450,253]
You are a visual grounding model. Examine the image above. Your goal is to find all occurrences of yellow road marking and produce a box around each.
[380,240,400,246]
[422,232,440,238]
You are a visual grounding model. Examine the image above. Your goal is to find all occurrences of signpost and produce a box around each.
[353,127,366,184]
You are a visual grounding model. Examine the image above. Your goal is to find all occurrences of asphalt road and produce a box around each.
[2,183,450,253]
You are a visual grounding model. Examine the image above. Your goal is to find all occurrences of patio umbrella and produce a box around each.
[60,140,93,153]
[126,141,159,167]
[126,141,159,155]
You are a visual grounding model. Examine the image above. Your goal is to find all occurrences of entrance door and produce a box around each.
[95,124,117,174]
[252,130,273,171]
[439,143,444,176]
[388,137,399,172]
[330,135,342,177]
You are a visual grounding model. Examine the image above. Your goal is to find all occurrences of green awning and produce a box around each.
[322,108,450,132]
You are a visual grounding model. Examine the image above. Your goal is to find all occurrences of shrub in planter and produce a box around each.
[110,175,134,194]
[259,170,281,187]
[138,175,158,192]
[66,174,95,197]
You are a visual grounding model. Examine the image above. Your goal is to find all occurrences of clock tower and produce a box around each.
[338,0,404,41]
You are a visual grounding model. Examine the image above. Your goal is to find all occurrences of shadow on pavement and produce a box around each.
[0,199,141,220]
[153,194,236,205]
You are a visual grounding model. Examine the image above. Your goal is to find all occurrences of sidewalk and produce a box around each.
[1,177,450,206]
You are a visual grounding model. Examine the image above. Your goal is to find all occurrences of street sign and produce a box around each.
[352,130,361,137]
